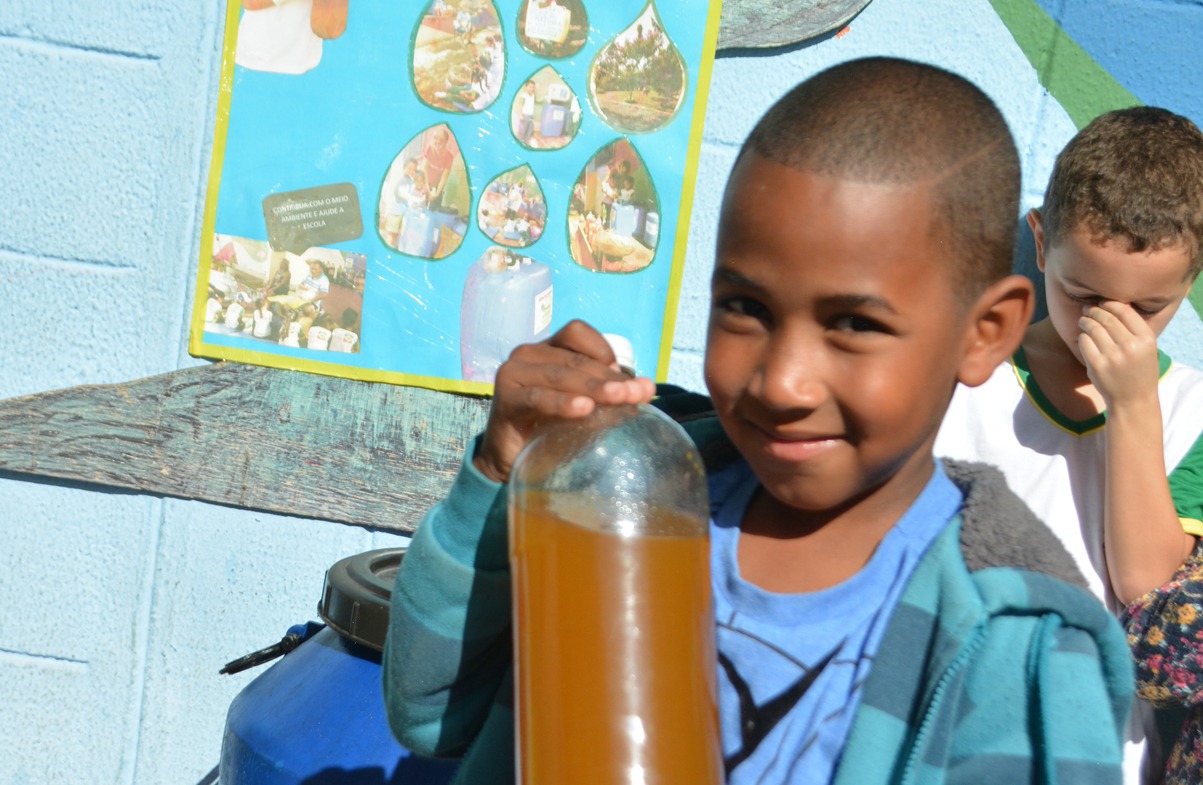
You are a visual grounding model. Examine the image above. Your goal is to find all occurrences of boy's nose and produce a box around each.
[753,344,828,412]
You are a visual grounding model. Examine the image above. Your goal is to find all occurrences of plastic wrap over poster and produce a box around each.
[189,0,723,394]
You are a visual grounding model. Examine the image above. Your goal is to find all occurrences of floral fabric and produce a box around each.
[1123,545,1203,784]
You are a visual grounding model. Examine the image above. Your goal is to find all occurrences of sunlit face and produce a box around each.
[1032,212,1195,365]
[705,155,976,522]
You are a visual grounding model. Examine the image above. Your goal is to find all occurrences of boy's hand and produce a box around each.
[1078,302,1160,408]
[473,320,656,484]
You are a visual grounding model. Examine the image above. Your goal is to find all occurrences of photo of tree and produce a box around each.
[588,2,686,134]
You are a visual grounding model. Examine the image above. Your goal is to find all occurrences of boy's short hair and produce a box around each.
[1040,106,1203,276]
[739,57,1020,301]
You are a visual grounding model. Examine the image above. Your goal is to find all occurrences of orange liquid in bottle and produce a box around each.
[510,491,723,785]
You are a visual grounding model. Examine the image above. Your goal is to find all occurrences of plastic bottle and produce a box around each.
[460,248,553,382]
[507,369,722,785]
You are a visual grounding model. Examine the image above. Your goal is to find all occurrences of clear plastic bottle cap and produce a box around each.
[602,333,636,376]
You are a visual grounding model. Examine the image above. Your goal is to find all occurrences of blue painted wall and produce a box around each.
[1,1,1200,782]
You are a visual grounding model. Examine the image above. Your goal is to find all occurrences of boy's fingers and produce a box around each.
[1078,333,1109,376]
[501,343,628,395]
[546,319,618,366]
[1078,314,1118,356]
[1080,306,1124,341]
[1089,302,1151,339]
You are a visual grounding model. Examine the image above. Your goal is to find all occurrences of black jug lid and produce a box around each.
[318,548,404,652]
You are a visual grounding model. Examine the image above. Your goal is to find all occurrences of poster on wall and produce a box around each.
[189,0,723,394]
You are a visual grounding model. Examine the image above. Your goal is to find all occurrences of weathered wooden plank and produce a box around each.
[0,363,491,531]
[718,0,873,49]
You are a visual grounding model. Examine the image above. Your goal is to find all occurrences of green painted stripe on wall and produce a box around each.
[1189,285,1203,320]
[987,0,1140,129]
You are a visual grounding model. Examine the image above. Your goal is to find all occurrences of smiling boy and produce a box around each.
[936,107,1203,783]
[384,58,1132,784]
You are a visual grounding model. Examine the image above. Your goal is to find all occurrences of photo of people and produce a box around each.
[516,0,588,59]
[567,139,659,273]
[476,165,547,248]
[234,0,348,76]
[205,235,364,353]
[511,67,582,151]
[377,124,471,260]
[412,0,505,113]
[588,3,687,134]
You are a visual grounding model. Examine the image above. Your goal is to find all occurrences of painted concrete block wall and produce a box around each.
[0,1,1200,783]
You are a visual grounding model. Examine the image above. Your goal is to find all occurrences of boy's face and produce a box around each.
[1032,213,1195,365]
[706,155,977,521]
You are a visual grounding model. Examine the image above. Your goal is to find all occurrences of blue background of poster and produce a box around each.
[205,0,713,385]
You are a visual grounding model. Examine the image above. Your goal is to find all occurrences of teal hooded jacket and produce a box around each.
[383,412,1133,785]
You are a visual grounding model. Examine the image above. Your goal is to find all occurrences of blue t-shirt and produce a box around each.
[710,458,962,784]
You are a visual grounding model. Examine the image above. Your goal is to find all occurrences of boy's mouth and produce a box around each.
[749,425,843,462]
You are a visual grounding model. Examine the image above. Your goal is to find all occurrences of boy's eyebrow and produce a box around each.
[711,266,762,290]
[1061,275,1099,293]
[712,267,898,312]
[820,293,900,314]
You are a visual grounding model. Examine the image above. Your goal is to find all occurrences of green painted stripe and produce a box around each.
[987,0,1141,129]
[1190,283,1203,321]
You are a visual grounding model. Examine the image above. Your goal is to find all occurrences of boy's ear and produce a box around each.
[1026,208,1047,273]
[957,274,1035,388]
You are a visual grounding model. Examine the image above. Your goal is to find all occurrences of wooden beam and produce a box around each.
[718,0,872,49]
[0,363,490,532]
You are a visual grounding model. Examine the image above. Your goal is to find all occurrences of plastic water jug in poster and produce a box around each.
[460,249,553,382]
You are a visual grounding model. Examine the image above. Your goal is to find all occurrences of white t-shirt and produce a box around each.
[224,302,244,329]
[307,325,331,350]
[329,327,358,352]
[205,297,223,323]
[935,348,1203,784]
[252,308,273,338]
[235,0,323,76]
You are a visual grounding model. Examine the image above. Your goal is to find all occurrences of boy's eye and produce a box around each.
[716,296,769,320]
[830,314,887,333]
[1133,303,1167,317]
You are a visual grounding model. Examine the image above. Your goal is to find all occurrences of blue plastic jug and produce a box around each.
[219,549,459,785]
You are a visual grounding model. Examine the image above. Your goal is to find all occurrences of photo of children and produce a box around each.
[204,235,364,353]
[567,139,659,273]
[588,3,686,134]
[511,67,582,150]
[516,0,588,59]
[377,124,471,260]
[476,165,546,248]
[412,0,504,113]
[234,0,348,76]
